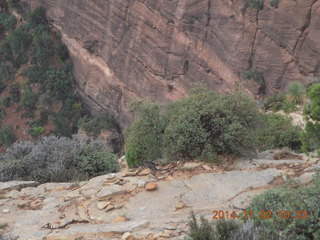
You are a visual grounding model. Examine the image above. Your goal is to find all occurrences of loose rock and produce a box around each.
[145,182,158,191]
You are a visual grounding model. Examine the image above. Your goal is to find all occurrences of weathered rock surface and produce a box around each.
[0,153,318,239]
[0,181,38,194]
[19,0,320,126]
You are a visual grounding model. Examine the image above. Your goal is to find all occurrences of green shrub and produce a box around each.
[45,65,73,100]
[163,91,260,161]
[256,113,302,151]
[0,13,17,30]
[8,0,20,9]
[0,41,12,63]
[6,27,32,67]
[9,83,20,103]
[0,109,6,119]
[28,126,44,137]
[301,83,320,153]
[125,102,165,167]
[264,94,297,113]
[287,81,305,105]
[246,172,320,240]
[78,114,118,137]
[0,82,6,94]
[31,25,54,65]
[246,0,264,10]
[27,7,46,28]
[1,96,10,108]
[75,141,120,177]
[21,86,38,110]
[0,125,16,146]
[0,63,13,82]
[22,65,47,83]
[56,44,69,61]
[243,69,266,94]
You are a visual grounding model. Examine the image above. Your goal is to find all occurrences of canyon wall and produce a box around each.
[21,0,320,126]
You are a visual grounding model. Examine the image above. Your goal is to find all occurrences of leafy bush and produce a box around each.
[243,69,266,94]
[9,83,20,103]
[56,44,69,61]
[75,141,120,177]
[256,113,302,151]
[22,65,47,83]
[186,213,263,240]
[21,86,38,110]
[0,13,16,30]
[246,0,264,10]
[0,109,6,119]
[0,125,16,146]
[78,114,119,137]
[27,7,46,28]
[301,83,320,153]
[163,91,260,161]
[6,27,32,67]
[125,91,261,167]
[8,0,20,9]
[0,82,6,94]
[0,135,120,183]
[125,102,165,168]
[45,65,73,100]
[28,126,44,137]
[1,96,10,108]
[246,172,320,240]
[264,94,297,113]
[31,25,54,65]
[287,81,305,105]
[0,62,13,82]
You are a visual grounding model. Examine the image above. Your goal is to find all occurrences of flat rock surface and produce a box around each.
[0,152,318,239]
[0,181,39,194]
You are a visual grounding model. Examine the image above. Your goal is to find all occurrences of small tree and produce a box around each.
[0,125,16,146]
[287,81,305,105]
[301,83,320,153]
[125,102,165,168]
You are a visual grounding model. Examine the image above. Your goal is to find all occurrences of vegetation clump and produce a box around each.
[0,135,119,183]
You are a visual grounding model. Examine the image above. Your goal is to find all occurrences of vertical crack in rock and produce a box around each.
[204,0,212,43]
[249,8,260,67]
[293,0,318,57]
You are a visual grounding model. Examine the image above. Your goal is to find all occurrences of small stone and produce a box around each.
[160,230,172,238]
[2,209,10,214]
[106,173,116,180]
[113,216,128,223]
[138,168,152,176]
[202,165,212,171]
[165,226,177,230]
[105,204,115,212]
[119,171,127,177]
[183,162,201,169]
[126,169,139,176]
[122,232,134,240]
[97,185,126,199]
[138,181,146,188]
[145,182,158,191]
[97,201,111,210]
[175,200,186,210]
[5,190,20,199]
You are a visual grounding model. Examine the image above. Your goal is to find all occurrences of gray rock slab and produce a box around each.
[0,181,39,194]
[97,185,126,199]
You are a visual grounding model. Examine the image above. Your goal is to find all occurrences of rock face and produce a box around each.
[20,0,320,126]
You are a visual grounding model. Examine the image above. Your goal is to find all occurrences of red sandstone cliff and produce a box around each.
[20,0,320,126]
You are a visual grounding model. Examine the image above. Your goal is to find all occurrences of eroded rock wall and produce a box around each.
[21,0,320,126]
